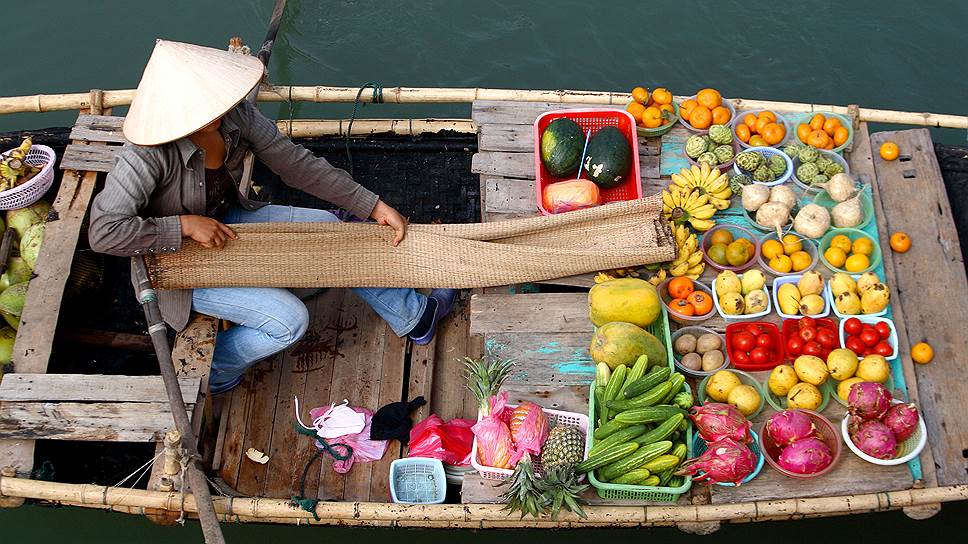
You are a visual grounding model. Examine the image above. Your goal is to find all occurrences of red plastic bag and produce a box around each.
[407,415,475,466]
[508,402,550,465]
[471,393,514,469]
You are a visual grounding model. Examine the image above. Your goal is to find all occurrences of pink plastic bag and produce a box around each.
[508,402,550,465]
[407,415,475,466]
[471,393,514,469]
[309,406,388,474]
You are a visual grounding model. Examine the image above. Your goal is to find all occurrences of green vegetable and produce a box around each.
[611,469,653,485]
[623,366,671,398]
[588,424,648,458]
[668,475,684,487]
[595,362,611,388]
[540,117,584,177]
[660,373,686,405]
[620,355,649,398]
[594,385,606,426]
[634,413,684,446]
[607,381,672,411]
[598,441,673,481]
[593,418,631,440]
[673,391,693,410]
[583,126,631,189]
[641,454,681,474]
[602,364,627,422]
[614,405,685,425]
[576,442,638,474]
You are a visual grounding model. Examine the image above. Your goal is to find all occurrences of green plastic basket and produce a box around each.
[812,189,875,231]
[789,111,854,155]
[635,101,680,137]
[763,378,832,412]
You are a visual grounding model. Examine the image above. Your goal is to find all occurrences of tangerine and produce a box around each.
[736,124,751,142]
[642,106,663,128]
[757,111,777,122]
[829,234,852,253]
[680,99,698,122]
[807,129,831,149]
[709,229,734,246]
[844,253,870,272]
[761,239,785,260]
[696,88,722,109]
[652,88,673,105]
[823,246,847,268]
[879,141,900,161]
[911,342,934,364]
[852,237,874,256]
[690,106,712,129]
[754,116,772,135]
[631,86,650,104]
[790,250,812,271]
[627,101,646,122]
[761,122,785,145]
[822,117,841,136]
[833,126,850,147]
[796,123,812,143]
[782,234,803,254]
[769,254,793,273]
[809,113,826,131]
[711,106,731,125]
[744,113,758,130]
[889,231,911,253]
[749,135,768,147]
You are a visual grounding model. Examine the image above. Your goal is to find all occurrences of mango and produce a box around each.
[799,294,826,316]
[727,384,761,416]
[588,278,661,328]
[777,283,801,315]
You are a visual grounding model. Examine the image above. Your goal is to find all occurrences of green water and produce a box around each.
[3,0,967,540]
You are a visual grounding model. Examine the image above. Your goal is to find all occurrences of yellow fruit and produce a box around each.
[794,355,828,386]
[852,237,874,256]
[725,240,751,267]
[744,289,769,314]
[719,292,745,315]
[855,354,890,383]
[715,271,742,296]
[911,342,934,364]
[860,283,890,313]
[837,377,865,401]
[829,234,852,253]
[740,269,766,295]
[834,291,861,315]
[727,384,761,416]
[589,321,667,370]
[855,272,880,296]
[787,382,823,410]
[824,246,847,268]
[826,348,859,381]
[790,250,812,271]
[707,370,742,402]
[761,239,784,260]
[708,243,728,265]
[589,278,661,328]
[844,253,870,272]
[709,229,734,246]
[829,273,857,297]
[797,270,824,296]
[782,234,803,254]
[777,283,802,315]
[799,294,826,316]
[769,254,793,273]
[768,365,799,396]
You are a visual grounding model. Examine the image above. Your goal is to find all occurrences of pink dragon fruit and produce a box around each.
[765,410,815,446]
[851,419,898,460]
[690,402,752,443]
[847,382,893,420]
[777,436,834,474]
[676,438,757,485]
[882,403,920,442]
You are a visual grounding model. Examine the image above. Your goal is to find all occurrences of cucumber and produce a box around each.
[620,355,650,398]
[608,381,672,411]
[599,440,673,481]
[576,442,638,474]
[614,405,685,425]
[678,418,689,432]
[668,475,684,487]
[611,468,652,485]
[641,454,681,473]
[634,413,684,446]
[588,424,647,458]
[602,364,627,422]
[673,391,693,410]
[657,468,674,486]
[593,418,631,440]
[596,362,611,388]
[594,385,606,426]
[660,373,686,405]
[622,367,671,398]
[671,442,688,461]
[639,475,661,486]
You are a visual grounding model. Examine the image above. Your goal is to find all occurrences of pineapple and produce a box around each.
[463,356,515,416]
[498,453,543,519]
[540,425,585,470]
[536,466,589,519]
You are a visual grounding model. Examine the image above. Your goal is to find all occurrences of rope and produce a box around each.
[345,82,383,176]
[290,421,354,520]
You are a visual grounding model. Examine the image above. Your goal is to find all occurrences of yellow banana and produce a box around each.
[687,250,704,266]
[690,164,702,183]
[671,172,691,189]
[707,196,730,211]
[662,190,675,209]
[699,162,711,185]
[690,203,716,219]
[669,260,690,277]
[675,224,689,246]
[706,173,729,193]
[689,217,715,232]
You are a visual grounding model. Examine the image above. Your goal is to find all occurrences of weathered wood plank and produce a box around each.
[59,144,119,173]
[0,374,199,403]
[484,332,594,386]
[483,177,536,215]
[429,295,481,422]
[171,314,218,438]
[408,337,436,426]
[234,353,285,496]
[472,151,660,180]
[71,114,124,133]
[500,384,588,413]
[869,128,968,486]
[470,293,591,334]
[473,100,623,126]
[367,324,408,502]
[217,370,256,489]
[0,402,193,442]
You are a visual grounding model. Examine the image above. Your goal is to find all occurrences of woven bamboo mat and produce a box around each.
[147,195,675,289]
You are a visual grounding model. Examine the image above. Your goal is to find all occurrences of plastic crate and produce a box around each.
[725,322,785,371]
[533,109,642,215]
[389,457,447,504]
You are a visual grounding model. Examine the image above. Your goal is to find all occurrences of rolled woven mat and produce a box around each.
[147,195,676,289]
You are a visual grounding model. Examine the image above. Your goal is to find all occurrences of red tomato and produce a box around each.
[746,324,763,336]
[820,348,832,360]
[874,321,891,339]
[873,341,894,357]
[816,328,837,349]
[798,316,816,330]
[860,329,880,347]
[733,350,752,366]
[845,336,866,354]
[750,347,770,365]
[862,347,874,357]
[756,334,773,348]
[787,336,803,356]
[733,332,755,352]
[844,318,863,336]
[803,341,823,357]
[799,327,817,342]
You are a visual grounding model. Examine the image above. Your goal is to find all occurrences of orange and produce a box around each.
[880,141,900,161]
[889,231,911,253]
[852,237,874,256]
[823,246,847,268]
[782,234,803,254]
[833,126,849,147]
[680,99,698,122]
[754,116,772,136]
[757,110,777,123]
[690,106,712,129]
[796,123,811,143]
[641,106,663,128]
[709,229,734,246]
[809,113,826,131]
[829,234,852,253]
[911,342,934,364]
[631,86,650,105]
[790,250,812,271]
[652,88,673,105]
[696,88,722,109]
[711,105,731,125]
[844,253,870,272]
[761,122,785,145]
[659,103,675,125]
[736,123,751,143]
[743,113,758,130]
[807,129,831,149]
[749,135,768,147]
[822,117,841,136]
[769,254,793,273]
[761,239,785,260]
[626,101,646,122]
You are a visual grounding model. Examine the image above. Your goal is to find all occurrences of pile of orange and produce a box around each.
[680,88,731,130]
[796,113,849,150]
[627,86,675,129]
[735,110,786,146]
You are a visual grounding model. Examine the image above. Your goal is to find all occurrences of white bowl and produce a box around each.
[841,401,927,466]
[772,274,831,320]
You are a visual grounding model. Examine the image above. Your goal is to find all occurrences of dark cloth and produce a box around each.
[370,396,427,444]
[204,165,237,218]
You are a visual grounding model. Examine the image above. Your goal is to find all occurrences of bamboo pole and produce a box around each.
[1,86,965,129]
[274,118,475,137]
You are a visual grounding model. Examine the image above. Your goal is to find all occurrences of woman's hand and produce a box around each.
[179,215,238,249]
[370,200,407,246]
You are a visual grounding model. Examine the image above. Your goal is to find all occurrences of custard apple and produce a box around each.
[782,143,802,160]
[729,174,751,195]
[709,124,733,145]
[814,157,833,174]
[735,151,762,172]
[798,145,820,164]
[697,152,718,167]
[713,144,734,164]
[753,165,774,183]
[685,135,708,159]
[810,173,829,186]
[796,162,820,181]
[768,154,787,176]
[824,161,845,176]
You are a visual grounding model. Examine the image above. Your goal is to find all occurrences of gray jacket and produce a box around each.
[88,100,379,331]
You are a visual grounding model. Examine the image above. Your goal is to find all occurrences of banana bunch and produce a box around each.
[670,163,732,210]
[0,137,41,192]
[593,267,639,284]
[667,223,705,279]
[661,184,716,232]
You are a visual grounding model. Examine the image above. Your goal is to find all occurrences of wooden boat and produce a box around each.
[0,77,967,534]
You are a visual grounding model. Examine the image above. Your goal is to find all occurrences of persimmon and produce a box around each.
[833,126,850,147]
[711,106,731,125]
[796,123,811,143]
[631,86,650,104]
[807,129,831,149]
[669,298,695,316]
[880,141,900,160]
[687,290,713,315]
[680,99,698,122]
[761,122,785,145]
[754,116,772,136]
[689,105,712,129]
[652,87,673,105]
[757,110,777,123]
[641,106,663,128]
[668,277,695,299]
[890,231,911,253]
[749,135,768,147]
[627,101,646,122]
[736,123,752,142]
[743,113,758,130]
[822,117,841,136]
[696,88,722,109]
[809,113,826,131]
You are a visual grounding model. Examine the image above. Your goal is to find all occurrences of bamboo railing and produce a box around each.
[1,86,965,129]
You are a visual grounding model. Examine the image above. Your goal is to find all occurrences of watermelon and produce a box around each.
[540,118,584,177]
[583,127,631,189]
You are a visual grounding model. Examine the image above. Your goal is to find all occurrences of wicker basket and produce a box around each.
[0,144,56,210]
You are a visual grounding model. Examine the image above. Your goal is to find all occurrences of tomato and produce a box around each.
[803,341,823,357]
[733,332,755,352]
[873,341,894,357]
[844,318,863,336]
[787,336,803,356]
[798,316,816,330]
[862,347,874,357]
[860,329,880,347]
[845,336,867,354]
[750,347,770,365]
[756,334,773,348]
[816,328,838,349]
[733,350,752,366]
[874,321,891,340]
[746,324,762,336]
[799,327,817,342]
[820,348,832,360]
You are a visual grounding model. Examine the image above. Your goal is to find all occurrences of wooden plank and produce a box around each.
[501,384,588,413]
[216,370,257,489]
[0,374,198,403]
[869,128,968,486]
[171,314,218,437]
[59,144,119,173]
[0,402,193,442]
[472,100,622,126]
[429,296,481,421]
[68,114,126,143]
[367,324,408,501]
[471,151,660,180]
[407,336,436,425]
[470,293,591,334]
[234,353,286,496]
[483,177,536,215]
[484,332,594,386]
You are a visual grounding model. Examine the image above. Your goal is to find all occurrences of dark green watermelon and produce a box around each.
[583,127,631,189]
[540,118,584,177]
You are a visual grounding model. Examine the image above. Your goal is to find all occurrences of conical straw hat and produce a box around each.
[123,40,265,146]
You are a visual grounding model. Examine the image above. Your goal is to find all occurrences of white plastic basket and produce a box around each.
[389,457,447,504]
[841,401,927,466]
[471,405,588,480]
[0,144,56,210]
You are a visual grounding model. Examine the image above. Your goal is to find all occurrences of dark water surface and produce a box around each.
[2,0,967,540]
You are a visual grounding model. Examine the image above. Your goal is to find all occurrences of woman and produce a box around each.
[89,40,456,394]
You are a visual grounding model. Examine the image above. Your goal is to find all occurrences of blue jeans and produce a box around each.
[195,205,427,392]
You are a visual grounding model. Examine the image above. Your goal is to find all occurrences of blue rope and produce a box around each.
[345,83,383,177]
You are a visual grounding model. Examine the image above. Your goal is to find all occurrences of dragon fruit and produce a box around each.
[847,381,893,420]
[851,419,898,460]
[777,437,833,474]
[677,438,757,485]
[882,403,920,442]
[690,402,752,443]
[765,410,815,446]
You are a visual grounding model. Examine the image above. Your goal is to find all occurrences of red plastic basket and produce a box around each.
[781,317,841,362]
[725,321,785,371]
[533,109,642,215]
